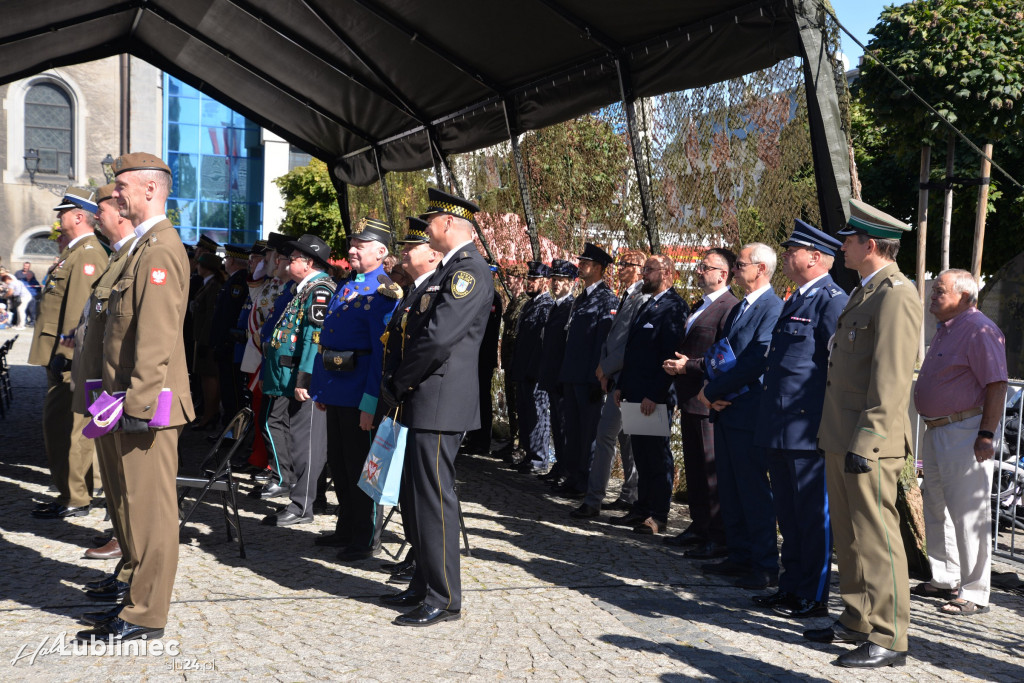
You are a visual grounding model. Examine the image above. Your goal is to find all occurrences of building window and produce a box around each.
[24,83,73,177]
[22,232,60,258]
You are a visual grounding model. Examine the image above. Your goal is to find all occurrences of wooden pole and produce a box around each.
[940,133,955,271]
[971,142,993,281]
[916,144,931,361]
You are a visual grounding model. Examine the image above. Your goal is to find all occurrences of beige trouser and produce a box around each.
[43,369,95,507]
[920,414,994,606]
[95,432,134,584]
[114,426,181,629]
[826,451,910,652]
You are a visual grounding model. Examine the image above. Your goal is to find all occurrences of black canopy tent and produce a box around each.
[0,0,850,243]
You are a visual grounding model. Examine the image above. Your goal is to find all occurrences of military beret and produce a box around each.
[224,244,250,260]
[287,234,331,268]
[550,259,578,279]
[578,242,613,267]
[197,235,220,251]
[526,261,551,278]
[783,219,843,256]
[54,186,98,214]
[112,152,171,177]
[95,183,117,205]
[420,187,480,223]
[198,252,223,271]
[838,199,912,240]
[351,217,392,247]
[398,216,430,245]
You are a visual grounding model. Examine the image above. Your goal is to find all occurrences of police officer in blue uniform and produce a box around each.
[311,218,400,561]
[537,259,577,481]
[557,243,618,497]
[509,261,555,472]
[210,244,251,424]
[377,189,493,627]
[753,221,848,617]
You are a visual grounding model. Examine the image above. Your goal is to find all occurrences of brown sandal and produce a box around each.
[939,599,990,616]
[911,582,957,600]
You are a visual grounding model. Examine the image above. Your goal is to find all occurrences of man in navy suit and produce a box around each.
[537,259,577,481]
[557,243,619,497]
[509,261,555,472]
[614,255,688,534]
[698,243,783,589]
[751,221,848,618]
[661,248,738,556]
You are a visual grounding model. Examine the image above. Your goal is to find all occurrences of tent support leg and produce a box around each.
[373,147,396,237]
[502,100,541,261]
[615,59,658,254]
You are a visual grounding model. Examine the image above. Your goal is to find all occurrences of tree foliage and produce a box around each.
[273,158,345,248]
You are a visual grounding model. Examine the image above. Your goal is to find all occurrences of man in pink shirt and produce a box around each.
[913,268,1007,616]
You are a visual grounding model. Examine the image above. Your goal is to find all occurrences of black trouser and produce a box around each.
[405,429,463,611]
[218,354,242,425]
[464,364,496,449]
[263,394,294,486]
[630,433,674,525]
[282,397,327,519]
[680,411,725,543]
[326,405,382,551]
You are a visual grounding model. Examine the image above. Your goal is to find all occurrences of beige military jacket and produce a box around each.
[70,237,137,415]
[28,234,104,366]
[817,262,923,461]
[102,219,195,427]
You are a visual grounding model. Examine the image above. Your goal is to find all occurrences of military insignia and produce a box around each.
[426,285,440,293]
[150,268,167,285]
[848,330,856,342]
[95,302,103,313]
[231,285,243,297]
[83,263,96,276]
[290,334,297,343]
[310,300,327,324]
[420,294,431,312]
[312,330,320,345]
[452,271,475,298]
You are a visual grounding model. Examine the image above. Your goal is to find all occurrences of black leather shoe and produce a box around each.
[663,529,706,548]
[803,620,870,644]
[84,580,129,602]
[33,501,59,512]
[79,603,125,626]
[337,545,381,562]
[32,504,91,519]
[75,617,163,643]
[570,503,600,519]
[683,542,728,559]
[259,482,291,499]
[253,470,273,485]
[734,571,779,590]
[389,564,416,584]
[609,511,646,527]
[84,575,118,592]
[605,498,634,512]
[773,598,829,619]
[700,559,749,576]
[752,590,796,608]
[261,510,312,526]
[314,533,352,548]
[553,484,584,499]
[380,588,426,607]
[382,557,415,574]
[393,603,461,626]
[836,642,906,668]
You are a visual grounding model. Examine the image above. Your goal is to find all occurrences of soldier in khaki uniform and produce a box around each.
[30,187,103,519]
[76,153,194,644]
[805,200,922,669]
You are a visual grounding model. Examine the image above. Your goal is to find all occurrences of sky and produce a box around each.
[828,1,912,69]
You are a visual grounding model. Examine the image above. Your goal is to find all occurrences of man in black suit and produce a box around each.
[537,259,577,481]
[613,255,688,535]
[463,279,502,455]
[661,248,738,557]
[209,244,250,425]
[378,189,492,627]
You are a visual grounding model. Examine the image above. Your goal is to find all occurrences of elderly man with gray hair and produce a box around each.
[912,268,1007,617]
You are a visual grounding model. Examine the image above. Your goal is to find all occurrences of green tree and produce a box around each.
[274,158,345,249]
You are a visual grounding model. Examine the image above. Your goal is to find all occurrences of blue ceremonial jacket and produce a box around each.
[558,281,618,387]
[754,276,848,451]
[510,291,554,383]
[310,264,398,413]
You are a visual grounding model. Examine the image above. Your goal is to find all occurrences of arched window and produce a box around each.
[24,83,73,177]
[22,231,60,258]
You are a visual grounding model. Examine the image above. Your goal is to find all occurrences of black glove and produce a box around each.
[120,414,150,434]
[844,451,872,474]
[379,384,400,415]
[588,386,605,404]
[47,355,71,375]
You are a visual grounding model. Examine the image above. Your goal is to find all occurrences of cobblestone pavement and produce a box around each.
[3,327,1024,681]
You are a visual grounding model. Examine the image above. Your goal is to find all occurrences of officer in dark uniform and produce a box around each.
[752,220,848,619]
[185,235,220,376]
[509,261,555,472]
[311,218,400,561]
[378,189,492,627]
[498,264,529,459]
[557,243,618,497]
[538,259,577,481]
[210,244,250,424]
[463,274,502,455]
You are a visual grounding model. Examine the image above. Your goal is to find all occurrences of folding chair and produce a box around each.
[177,407,254,558]
[380,481,473,557]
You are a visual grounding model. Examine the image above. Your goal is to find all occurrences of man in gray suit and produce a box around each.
[571,249,648,519]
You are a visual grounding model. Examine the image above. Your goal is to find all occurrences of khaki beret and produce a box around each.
[112,152,171,177]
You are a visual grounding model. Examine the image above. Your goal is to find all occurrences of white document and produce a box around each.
[619,401,670,437]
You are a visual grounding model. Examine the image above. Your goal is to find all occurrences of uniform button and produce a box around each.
[826,381,831,386]
[873,447,879,453]
[800,409,806,414]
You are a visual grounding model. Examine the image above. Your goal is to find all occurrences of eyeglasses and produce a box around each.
[734,261,761,269]
[617,262,642,269]
[641,266,662,273]
[695,263,724,273]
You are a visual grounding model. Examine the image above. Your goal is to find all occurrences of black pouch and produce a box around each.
[280,355,295,368]
[322,349,357,371]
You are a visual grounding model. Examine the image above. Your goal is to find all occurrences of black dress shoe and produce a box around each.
[79,603,125,626]
[382,557,415,574]
[609,511,646,527]
[663,529,706,548]
[605,498,634,512]
[314,533,352,548]
[752,590,795,608]
[553,484,584,499]
[259,482,291,499]
[261,510,312,526]
[34,501,59,512]
[394,603,461,626]
[773,598,829,619]
[389,564,416,584]
[803,620,870,644]
[683,542,728,559]
[733,571,779,590]
[253,471,273,484]
[700,559,749,576]
[380,588,426,607]
[836,642,906,668]
[85,580,129,602]
[337,545,381,562]
[75,617,163,643]
[537,470,560,482]
[32,504,91,519]
[84,574,118,591]
[569,503,600,519]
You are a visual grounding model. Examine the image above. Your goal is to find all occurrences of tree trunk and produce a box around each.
[898,456,931,580]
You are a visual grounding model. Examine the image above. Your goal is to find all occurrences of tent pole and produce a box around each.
[372,148,396,238]
[502,100,541,261]
[329,171,352,239]
[615,59,658,254]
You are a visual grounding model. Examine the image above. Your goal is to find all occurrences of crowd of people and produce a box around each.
[24,149,1009,668]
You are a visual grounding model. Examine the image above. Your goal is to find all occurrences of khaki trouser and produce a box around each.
[826,451,910,652]
[43,369,95,507]
[114,427,181,629]
[95,432,133,584]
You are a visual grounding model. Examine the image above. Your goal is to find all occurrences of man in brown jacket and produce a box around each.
[30,187,103,519]
[804,200,922,668]
[76,153,194,644]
